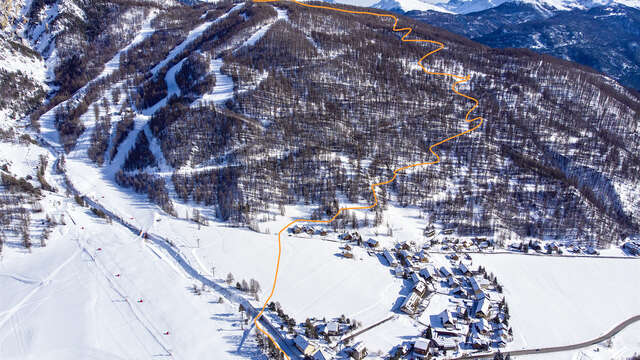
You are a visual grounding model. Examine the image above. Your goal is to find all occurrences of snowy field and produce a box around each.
[474,253,640,358]
[0,196,261,360]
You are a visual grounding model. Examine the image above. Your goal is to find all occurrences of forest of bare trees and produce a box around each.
[42,0,640,246]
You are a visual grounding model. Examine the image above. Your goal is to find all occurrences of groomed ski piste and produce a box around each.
[1,2,640,360]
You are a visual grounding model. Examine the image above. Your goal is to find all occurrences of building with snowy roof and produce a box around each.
[400,292,422,314]
[439,266,452,278]
[383,249,397,266]
[294,335,316,356]
[473,297,490,318]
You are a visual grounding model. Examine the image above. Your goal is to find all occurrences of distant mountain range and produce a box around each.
[379,1,640,90]
[372,0,640,14]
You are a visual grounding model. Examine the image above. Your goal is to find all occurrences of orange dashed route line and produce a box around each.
[250,1,484,358]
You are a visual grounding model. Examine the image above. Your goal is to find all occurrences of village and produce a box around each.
[251,224,523,360]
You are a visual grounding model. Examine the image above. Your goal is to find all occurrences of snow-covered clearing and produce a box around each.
[234,8,288,53]
[149,3,245,77]
[0,192,261,360]
[192,58,235,106]
[474,254,640,356]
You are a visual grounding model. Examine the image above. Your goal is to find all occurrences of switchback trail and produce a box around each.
[251,1,484,358]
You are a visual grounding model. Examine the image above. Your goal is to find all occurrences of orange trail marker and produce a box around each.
[249,1,484,359]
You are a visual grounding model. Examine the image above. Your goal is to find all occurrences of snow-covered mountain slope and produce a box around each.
[371,0,452,13]
[408,3,640,89]
[26,0,638,247]
[371,0,640,13]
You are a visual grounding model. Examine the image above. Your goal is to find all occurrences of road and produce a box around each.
[428,250,638,260]
[334,315,396,349]
[451,314,640,359]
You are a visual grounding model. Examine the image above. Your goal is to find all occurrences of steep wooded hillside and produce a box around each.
[33,0,640,246]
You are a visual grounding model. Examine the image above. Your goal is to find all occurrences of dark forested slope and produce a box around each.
[43,0,640,246]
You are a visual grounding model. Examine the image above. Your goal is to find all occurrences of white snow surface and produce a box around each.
[365,0,640,13]
[192,58,235,106]
[474,254,640,355]
[0,196,261,360]
[372,0,453,12]
[235,8,289,52]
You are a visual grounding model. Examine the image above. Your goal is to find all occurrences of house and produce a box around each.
[530,240,542,251]
[350,342,367,359]
[342,251,353,259]
[400,292,422,314]
[470,335,489,350]
[411,272,421,284]
[475,276,491,289]
[405,258,416,270]
[439,266,452,279]
[419,267,434,282]
[473,297,490,318]
[394,266,405,278]
[447,277,458,288]
[494,328,511,341]
[475,290,488,301]
[313,348,333,360]
[474,318,490,334]
[455,305,468,319]
[623,241,640,255]
[435,329,460,337]
[441,310,455,329]
[306,226,315,235]
[383,249,398,266]
[325,321,339,336]
[442,228,455,235]
[458,262,472,276]
[292,225,303,234]
[399,249,411,261]
[320,230,328,236]
[414,340,430,357]
[469,277,482,295]
[585,246,600,255]
[431,337,457,351]
[451,286,465,297]
[294,335,316,356]
[413,280,428,297]
[494,339,508,348]
[416,250,429,263]
[366,238,379,248]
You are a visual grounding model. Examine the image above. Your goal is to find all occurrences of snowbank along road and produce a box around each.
[250,1,484,358]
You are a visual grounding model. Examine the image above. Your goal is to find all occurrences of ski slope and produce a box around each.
[0,193,262,360]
